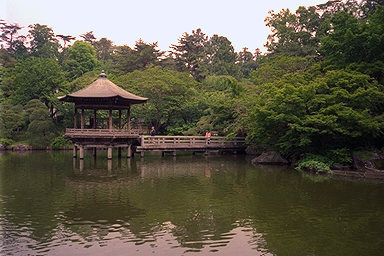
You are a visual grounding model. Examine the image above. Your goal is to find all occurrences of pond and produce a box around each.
[0,151,383,255]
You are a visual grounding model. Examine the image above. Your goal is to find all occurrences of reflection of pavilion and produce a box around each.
[59,71,147,160]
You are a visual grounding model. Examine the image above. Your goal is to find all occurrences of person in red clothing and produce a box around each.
[205,130,211,144]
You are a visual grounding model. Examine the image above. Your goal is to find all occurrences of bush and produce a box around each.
[51,136,72,149]
[325,148,352,165]
[0,138,14,146]
[296,154,332,174]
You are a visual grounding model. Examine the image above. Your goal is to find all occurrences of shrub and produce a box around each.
[51,136,72,149]
[296,154,332,174]
[0,138,14,147]
[325,148,352,165]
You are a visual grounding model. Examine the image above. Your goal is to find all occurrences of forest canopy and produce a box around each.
[0,0,383,164]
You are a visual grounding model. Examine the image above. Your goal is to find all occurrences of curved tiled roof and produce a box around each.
[59,71,147,104]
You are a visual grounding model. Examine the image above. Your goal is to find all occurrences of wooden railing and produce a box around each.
[140,135,246,146]
[65,128,140,137]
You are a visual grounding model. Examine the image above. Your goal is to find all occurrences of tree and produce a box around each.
[205,35,241,79]
[171,28,208,81]
[28,24,59,58]
[26,99,57,147]
[80,31,96,45]
[237,47,258,78]
[133,39,163,69]
[56,34,76,48]
[264,6,322,57]
[63,41,98,80]
[113,67,200,134]
[113,39,163,73]
[320,6,384,83]
[94,37,114,64]
[245,70,384,156]
[0,103,25,139]
[6,57,67,117]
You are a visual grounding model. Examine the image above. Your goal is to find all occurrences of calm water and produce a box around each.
[0,151,383,256]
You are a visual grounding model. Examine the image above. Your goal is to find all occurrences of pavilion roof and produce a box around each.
[59,71,148,105]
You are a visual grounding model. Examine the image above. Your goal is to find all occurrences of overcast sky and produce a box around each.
[1,0,326,52]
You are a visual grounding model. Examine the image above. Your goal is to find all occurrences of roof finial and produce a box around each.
[99,70,107,78]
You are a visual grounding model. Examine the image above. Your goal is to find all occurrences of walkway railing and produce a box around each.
[140,135,246,146]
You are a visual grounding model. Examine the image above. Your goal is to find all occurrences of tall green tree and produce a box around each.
[171,28,208,81]
[113,67,200,134]
[94,37,114,64]
[26,99,57,147]
[237,47,258,78]
[246,70,384,155]
[264,6,322,57]
[5,57,67,117]
[0,22,27,57]
[28,24,59,58]
[320,6,384,83]
[112,39,163,73]
[205,35,241,79]
[63,41,98,80]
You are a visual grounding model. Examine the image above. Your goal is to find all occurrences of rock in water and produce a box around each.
[252,151,288,165]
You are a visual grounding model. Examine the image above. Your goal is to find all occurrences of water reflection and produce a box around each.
[0,151,384,255]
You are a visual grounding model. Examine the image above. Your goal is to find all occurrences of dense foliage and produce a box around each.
[0,0,383,164]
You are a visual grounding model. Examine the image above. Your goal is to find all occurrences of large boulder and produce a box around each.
[13,144,32,151]
[252,151,288,165]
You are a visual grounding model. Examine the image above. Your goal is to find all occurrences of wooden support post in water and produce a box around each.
[79,146,84,159]
[73,146,77,158]
[107,159,112,173]
[162,152,165,157]
[140,151,144,158]
[118,147,122,158]
[172,151,176,157]
[107,147,113,159]
[127,145,132,158]
[79,159,84,172]
[93,147,97,158]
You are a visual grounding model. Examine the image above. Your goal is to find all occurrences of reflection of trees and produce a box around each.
[1,152,384,255]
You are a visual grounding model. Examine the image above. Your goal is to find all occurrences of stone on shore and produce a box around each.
[252,151,288,165]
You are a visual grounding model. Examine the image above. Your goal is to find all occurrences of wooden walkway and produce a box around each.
[136,136,246,156]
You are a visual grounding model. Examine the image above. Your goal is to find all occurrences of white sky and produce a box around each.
[1,0,325,53]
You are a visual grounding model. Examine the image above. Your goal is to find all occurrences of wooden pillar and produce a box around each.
[126,106,131,132]
[118,110,122,129]
[118,147,122,158]
[172,151,176,157]
[140,151,144,158]
[81,108,85,129]
[127,145,132,158]
[79,159,84,172]
[93,147,97,158]
[79,146,84,159]
[93,109,97,129]
[107,159,112,173]
[109,109,113,130]
[73,146,77,158]
[107,147,113,159]
[74,108,78,129]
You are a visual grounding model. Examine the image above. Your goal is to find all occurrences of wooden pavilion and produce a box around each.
[59,71,147,159]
